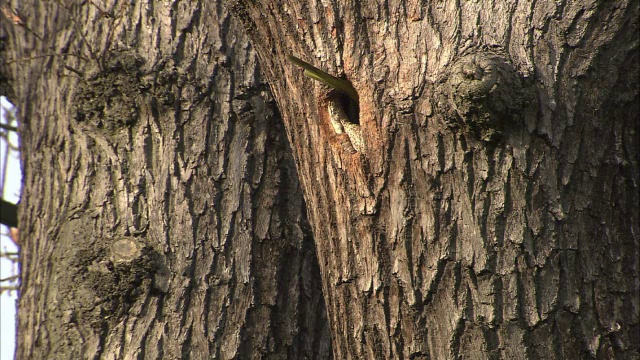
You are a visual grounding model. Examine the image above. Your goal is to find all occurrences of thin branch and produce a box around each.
[1,5,44,41]
[52,0,100,65]
[0,123,18,132]
[0,251,19,257]
[0,274,19,282]
[5,52,90,65]
[0,286,19,295]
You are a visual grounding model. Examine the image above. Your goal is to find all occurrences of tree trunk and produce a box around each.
[229,0,639,359]
[1,0,331,358]
[3,0,639,358]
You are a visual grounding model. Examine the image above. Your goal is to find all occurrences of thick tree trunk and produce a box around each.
[230,0,639,358]
[1,0,331,358]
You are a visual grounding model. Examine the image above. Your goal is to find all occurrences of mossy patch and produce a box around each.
[70,235,159,327]
[72,52,149,134]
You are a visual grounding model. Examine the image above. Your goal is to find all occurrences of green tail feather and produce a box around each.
[287,54,359,104]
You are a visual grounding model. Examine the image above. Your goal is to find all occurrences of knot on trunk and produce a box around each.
[70,235,169,327]
[109,237,169,295]
[436,51,526,142]
[72,52,148,133]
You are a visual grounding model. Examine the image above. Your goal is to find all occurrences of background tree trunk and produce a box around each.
[230,0,639,358]
[1,0,331,358]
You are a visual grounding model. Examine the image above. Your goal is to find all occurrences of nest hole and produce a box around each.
[328,88,360,125]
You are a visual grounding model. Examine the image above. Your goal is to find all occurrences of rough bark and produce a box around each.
[230,0,639,359]
[1,0,331,358]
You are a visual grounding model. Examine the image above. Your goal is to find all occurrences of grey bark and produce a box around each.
[1,0,331,359]
[229,0,639,359]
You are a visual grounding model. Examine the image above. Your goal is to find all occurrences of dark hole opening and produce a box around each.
[330,89,360,126]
